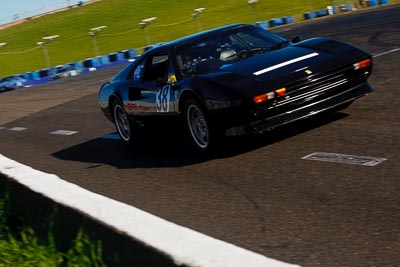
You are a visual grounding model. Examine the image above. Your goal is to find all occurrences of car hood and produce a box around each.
[205,38,370,97]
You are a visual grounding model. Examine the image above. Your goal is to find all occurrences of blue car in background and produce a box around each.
[0,75,27,92]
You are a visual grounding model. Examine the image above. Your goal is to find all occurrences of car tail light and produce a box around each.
[254,87,286,105]
[353,59,371,70]
[254,93,269,104]
[275,87,286,96]
[254,92,275,104]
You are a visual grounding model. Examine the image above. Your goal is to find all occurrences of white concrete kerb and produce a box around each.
[0,153,299,267]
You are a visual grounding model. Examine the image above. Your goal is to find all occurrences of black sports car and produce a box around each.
[98,24,372,152]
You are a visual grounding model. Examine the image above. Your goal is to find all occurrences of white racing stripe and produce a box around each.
[0,154,299,267]
[253,52,319,76]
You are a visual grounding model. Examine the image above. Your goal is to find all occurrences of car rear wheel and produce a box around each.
[184,99,214,152]
[112,99,137,145]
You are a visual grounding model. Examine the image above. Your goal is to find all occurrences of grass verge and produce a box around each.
[1,0,398,76]
[0,193,107,267]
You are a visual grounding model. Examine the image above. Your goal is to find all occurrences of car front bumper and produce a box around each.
[225,83,372,136]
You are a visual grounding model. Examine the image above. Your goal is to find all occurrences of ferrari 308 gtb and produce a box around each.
[98,24,372,152]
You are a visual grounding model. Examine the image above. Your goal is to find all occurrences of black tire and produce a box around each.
[184,99,215,152]
[112,99,137,146]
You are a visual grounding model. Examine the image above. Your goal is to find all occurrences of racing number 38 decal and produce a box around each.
[156,84,171,112]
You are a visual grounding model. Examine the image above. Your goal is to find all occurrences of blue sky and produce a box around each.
[0,0,88,25]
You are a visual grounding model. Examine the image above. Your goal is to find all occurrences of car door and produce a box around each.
[124,51,178,116]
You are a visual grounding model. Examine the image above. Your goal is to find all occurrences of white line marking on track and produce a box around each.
[253,52,319,75]
[8,127,27,131]
[302,152,387,166]
[0,127,5,130]
[373,48,400,58]
[50,130,78,136]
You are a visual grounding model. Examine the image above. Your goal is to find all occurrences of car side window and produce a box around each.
[142,54,169,82]
[132,60,146,81]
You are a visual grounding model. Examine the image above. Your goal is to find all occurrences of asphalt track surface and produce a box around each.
[1,5,399,266]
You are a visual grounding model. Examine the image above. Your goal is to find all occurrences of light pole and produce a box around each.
[37,35,59,75]
[191,7,206,32]
[89,25,107,57]
[139,17,157,46]
[37,42,50,70]
[247,0,258,22]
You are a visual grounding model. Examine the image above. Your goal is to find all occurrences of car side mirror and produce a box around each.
[156,79,181,90]
[156,78,166,87]
[291,35,303,43]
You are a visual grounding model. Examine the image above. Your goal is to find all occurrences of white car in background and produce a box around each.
[50,65,83,80]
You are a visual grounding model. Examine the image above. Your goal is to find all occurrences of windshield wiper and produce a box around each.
[224,43,287,60]
[268,41,289,51]
[249,47,270,54]
[225,47,268,60]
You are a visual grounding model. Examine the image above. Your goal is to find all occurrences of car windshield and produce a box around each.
[175,26,288,77]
